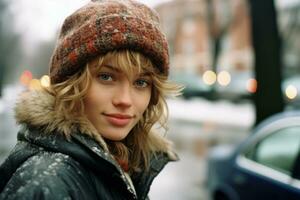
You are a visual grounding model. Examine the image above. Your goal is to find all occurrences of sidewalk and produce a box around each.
[147,98,255,200]
[149,150,208,200]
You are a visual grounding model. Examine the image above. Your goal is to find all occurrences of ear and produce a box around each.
[150,86,159,105]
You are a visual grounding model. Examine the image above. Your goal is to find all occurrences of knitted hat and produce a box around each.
[49,0,169,84]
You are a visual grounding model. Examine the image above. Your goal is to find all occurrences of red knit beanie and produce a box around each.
[49,0,169,84]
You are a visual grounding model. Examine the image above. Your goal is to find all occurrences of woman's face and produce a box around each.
[83,59,152,141]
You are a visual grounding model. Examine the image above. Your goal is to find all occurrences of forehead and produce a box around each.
[90,51,154,77]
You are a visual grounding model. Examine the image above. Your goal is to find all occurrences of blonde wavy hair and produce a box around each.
[48,50,182,173]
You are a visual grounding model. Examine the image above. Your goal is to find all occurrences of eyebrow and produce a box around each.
[140,72,151,77]
[101,64,151,77]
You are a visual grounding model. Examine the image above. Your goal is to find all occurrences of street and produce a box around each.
[149,98,253,199]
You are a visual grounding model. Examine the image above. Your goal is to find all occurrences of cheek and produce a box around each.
[84,85,104,114]
[84,81,109,107]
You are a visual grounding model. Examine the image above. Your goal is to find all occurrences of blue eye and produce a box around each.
[98,73,113,81]
[135,79,150,88]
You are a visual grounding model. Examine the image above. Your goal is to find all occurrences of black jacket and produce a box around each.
[0,90,177,200]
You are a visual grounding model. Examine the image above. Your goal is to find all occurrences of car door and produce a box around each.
[234,126,300,200]
[285,149,300,200]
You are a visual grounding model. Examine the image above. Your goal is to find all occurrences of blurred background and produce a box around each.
[0,0,299,199]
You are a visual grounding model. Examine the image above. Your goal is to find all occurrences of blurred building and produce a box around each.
[277,2,300,75]
[155,0,254,100]
[156,0,210,75]
[217,0,253,73]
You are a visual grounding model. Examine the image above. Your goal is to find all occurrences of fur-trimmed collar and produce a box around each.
[14,89,178,160]
[14,89,109,151]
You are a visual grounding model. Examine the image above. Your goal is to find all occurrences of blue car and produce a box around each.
[207,111,300,200]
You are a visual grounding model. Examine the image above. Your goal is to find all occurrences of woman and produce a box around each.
[0,0,181,199]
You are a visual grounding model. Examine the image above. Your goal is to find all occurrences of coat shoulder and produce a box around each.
[0,152,94,200]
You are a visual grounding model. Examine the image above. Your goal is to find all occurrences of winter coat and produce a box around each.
[0,90,178,200]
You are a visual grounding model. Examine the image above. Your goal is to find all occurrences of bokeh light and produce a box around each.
[20,70,33,86]
[285,85,297,100]
[40,75,50,88]
[217,71,231,86]
[203,70,217,85]
[246,78,257,93]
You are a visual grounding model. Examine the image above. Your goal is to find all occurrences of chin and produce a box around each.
[106,136,127,142]
[101,131,129,141]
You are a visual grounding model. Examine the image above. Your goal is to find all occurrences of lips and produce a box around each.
[104,113,133,127]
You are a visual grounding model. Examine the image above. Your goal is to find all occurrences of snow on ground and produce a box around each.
[167,97,255,128]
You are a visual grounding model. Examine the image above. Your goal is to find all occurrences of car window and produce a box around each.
[245,126,300,176]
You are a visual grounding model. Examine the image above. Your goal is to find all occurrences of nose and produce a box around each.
[112,81,133,109]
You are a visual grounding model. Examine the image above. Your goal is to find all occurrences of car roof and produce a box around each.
[254,111,300,134]
[236,111,300,153]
